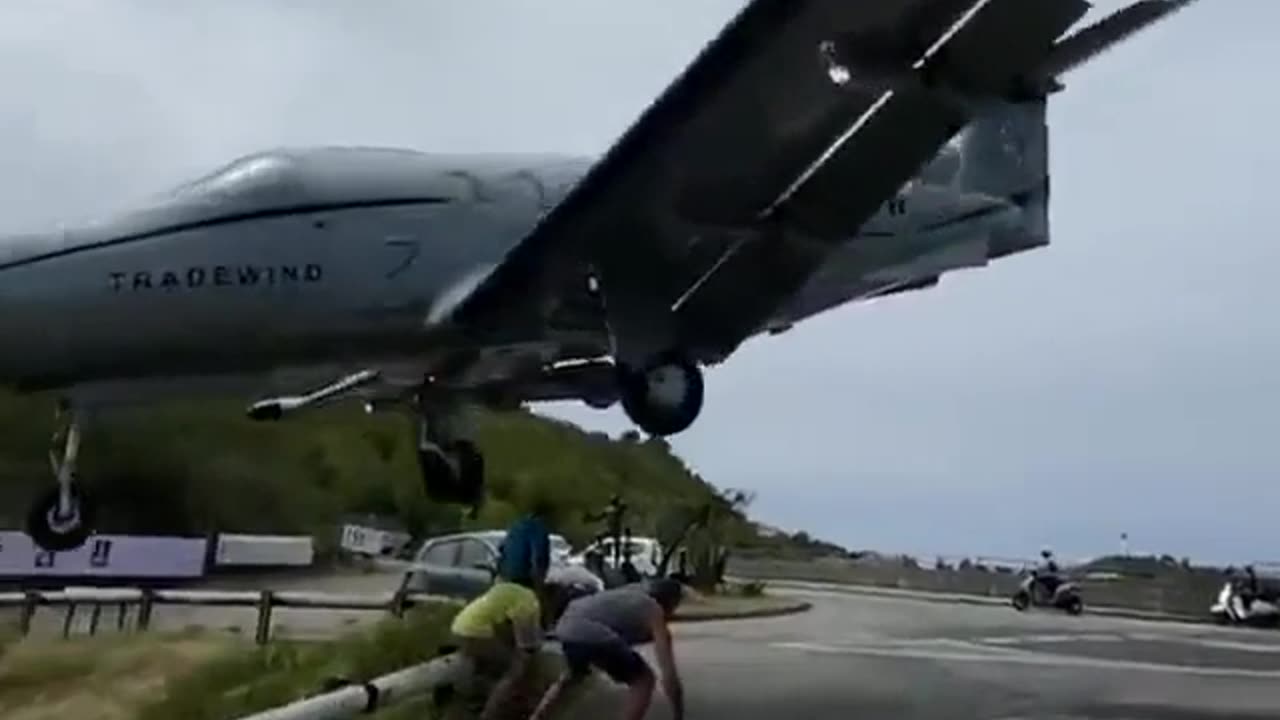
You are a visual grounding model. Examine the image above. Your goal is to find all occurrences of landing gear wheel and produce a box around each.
[617,351,704,437]
[26,485,95,552]
[416,439,485,509]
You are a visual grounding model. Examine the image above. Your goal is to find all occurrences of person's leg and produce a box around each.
[482,586,546,719]
[478,649,532,720]
[593,641,655,720]
[451,634,510,716]
[527,643,592,720]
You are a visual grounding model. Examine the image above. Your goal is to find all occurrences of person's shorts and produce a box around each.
[450,582,544,652]
[560,639,649,685]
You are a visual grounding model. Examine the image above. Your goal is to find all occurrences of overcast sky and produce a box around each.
[1,1,1272,565]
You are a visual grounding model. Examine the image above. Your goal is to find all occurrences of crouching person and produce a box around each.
[529,578,686,720]
[449,580,545,720]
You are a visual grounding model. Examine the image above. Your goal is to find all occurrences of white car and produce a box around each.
[569,536,665,578]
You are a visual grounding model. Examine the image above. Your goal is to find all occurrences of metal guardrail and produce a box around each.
[0,586,457,644]
[235,652,475,720]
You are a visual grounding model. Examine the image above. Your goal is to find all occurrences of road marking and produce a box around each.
[1172,637,1280,654]
[769,641,1280,679]
[978,633,1126,645]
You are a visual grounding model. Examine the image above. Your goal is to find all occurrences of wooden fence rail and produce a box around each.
[0,586,452,645]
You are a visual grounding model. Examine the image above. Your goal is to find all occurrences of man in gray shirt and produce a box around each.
[528,578,686,720]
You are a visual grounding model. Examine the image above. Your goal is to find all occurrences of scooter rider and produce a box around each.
[1034,548,1062,599]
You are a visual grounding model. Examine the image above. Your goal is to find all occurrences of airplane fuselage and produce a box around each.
[0,143,1019,408]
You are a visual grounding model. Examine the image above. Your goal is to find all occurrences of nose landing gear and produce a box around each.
[26,413,96,552]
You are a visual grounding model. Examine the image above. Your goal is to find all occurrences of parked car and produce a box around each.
[399,529,603,601]
[568,535,665,578]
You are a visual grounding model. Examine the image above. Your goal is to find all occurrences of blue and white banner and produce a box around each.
[0,531,208,579]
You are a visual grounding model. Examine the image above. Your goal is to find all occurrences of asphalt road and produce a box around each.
[11,572,1280,718]
[572,586,1280,719]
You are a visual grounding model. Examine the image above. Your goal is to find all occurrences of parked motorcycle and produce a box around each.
[1209,580,1280,627]
[1011,571,1084,615]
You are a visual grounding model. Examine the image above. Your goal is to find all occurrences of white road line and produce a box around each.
[1176,638,1280,654]
[769,641,1280,680]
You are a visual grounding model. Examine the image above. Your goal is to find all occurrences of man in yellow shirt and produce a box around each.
[449,579,545,720]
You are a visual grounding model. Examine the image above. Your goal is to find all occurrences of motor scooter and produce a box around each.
[1011,571,1084,615]
[1209,580,1280,627]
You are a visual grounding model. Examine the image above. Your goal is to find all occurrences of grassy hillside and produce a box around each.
[0,390,798,555]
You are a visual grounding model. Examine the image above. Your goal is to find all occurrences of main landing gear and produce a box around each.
[26,411,97,552]
[409,350,705,516]
[413,402,485,513]
[615,351,705,437]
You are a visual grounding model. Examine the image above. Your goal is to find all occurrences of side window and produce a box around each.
[457,539,495,569]
[422,540,459,567]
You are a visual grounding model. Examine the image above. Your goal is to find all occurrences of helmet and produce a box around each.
[1040,548,1053,559]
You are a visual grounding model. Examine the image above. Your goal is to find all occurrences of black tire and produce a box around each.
[26,486,94,552]
[1011,591,1031,612]
[617,351,704,437]
[415,438,485,507]
[1065,596,1084,616]
[451,439,486,508]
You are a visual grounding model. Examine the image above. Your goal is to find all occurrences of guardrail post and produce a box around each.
[116,601,128,632]
[62,602,77,639]
[89,602,102,636]
[18,591,39,637]
[138,588,154,632]
[255,590,274,645]
[390,587,408,618]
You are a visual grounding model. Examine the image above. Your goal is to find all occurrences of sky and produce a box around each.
[0,1,1273,566]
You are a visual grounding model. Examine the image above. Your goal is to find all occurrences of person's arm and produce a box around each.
[649,603,685,720]
[534,529,550,584]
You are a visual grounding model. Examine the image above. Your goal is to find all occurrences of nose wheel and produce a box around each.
[26,412,96,552]
[27,485,95,552]
[616,351,704,437]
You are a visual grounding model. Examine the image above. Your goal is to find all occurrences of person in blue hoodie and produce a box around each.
[497,498,554,592]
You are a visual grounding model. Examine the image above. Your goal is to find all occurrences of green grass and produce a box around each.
[136,601,460,720]
[2,600,552,720]
[0,628,236,720]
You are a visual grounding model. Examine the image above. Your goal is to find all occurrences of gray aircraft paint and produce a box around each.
[0,99,1046,407]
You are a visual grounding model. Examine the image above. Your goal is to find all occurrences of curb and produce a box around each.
[743,577,1208,626]
[671,600,813,623]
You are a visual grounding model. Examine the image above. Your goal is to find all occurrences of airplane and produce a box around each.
[0,0,1201,552]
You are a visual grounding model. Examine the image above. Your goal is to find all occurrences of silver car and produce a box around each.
[399,529,603,601]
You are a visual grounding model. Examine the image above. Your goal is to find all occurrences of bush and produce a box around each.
[0,391,765,551]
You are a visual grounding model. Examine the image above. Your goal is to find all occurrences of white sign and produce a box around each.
[0,531,208,579]
[214,534,314,567]
[341,524,410,557]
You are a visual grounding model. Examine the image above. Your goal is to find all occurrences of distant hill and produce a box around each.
[1076,553,1215,579]
[0,390,832,557]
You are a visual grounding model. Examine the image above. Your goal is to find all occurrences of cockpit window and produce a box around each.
[165,153,304,206]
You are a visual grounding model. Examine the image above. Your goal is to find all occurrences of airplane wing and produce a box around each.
[446,0,1092,363]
